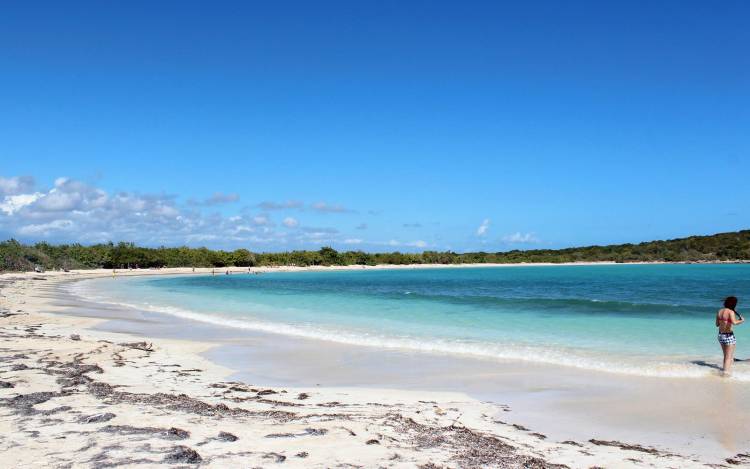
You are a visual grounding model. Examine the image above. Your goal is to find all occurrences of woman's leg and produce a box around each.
[722,343,735,375]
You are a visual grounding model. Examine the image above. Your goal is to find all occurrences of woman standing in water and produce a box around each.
[717,296,745,375]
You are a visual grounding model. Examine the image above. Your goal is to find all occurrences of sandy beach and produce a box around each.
[1,267,748,468]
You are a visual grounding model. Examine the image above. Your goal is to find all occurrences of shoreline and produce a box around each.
[20,258,750,278]
[1,269,747,467]
[72,273,749,383]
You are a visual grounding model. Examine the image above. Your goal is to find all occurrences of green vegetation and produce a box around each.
[1,230,749,272]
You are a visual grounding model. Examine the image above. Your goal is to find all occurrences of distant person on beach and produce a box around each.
[717,296,745,375]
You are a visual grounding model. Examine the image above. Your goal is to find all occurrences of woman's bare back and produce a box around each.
[717,308,735,334]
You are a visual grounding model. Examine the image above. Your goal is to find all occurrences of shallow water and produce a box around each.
[73,264,750,380]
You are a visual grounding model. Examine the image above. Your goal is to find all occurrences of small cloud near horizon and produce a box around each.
[257,200,304,210]
[282,217,299,228]
[310,201,352,213]
[476,219,490,237]
[385,239,428,248]
[502,232,539,244]
[205,192,239,205]
[257,200,353,214]
[188,192,240,206]
[252,215,271,226]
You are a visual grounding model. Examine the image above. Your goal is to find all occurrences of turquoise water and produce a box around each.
[74,264,750,380]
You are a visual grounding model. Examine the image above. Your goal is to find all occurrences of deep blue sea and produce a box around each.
[74,264,750,380]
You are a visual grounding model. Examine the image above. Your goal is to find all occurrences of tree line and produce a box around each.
[1,230,749,272]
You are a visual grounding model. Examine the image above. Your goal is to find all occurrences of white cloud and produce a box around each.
[282,217,299,228]
[0,193,43,215]
[343,238,363,244]
[255,200,354,214]
[311,202,351,213]
[152,204,179,217]
[300,226,338,234]
[0,175,363,250]
[304,231,332,239]
[31,178,111,213]
[297,226,338,243]
[232,225,256,235]
[202,192,240,205]
[502,232,539,244]
[476,219,490,237]
[252,215,270,226]
[375,239,429,250]
[0,176,196,244]
[36,189,83,211]
[184,233,219,243]
[0,176,35,195]
[257,200,303,210]
[18,219,74,236]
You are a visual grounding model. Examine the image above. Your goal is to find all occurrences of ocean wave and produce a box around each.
[67,279,749,382]
[386,292,705,316]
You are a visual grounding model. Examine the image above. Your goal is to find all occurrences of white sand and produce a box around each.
[0,267,744,468]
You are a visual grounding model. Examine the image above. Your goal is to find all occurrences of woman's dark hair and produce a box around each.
[724,296,738,311]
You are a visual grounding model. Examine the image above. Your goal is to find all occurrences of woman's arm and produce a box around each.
[733,311,745,325]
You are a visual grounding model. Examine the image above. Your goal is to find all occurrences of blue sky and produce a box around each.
[1,1,748,252]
